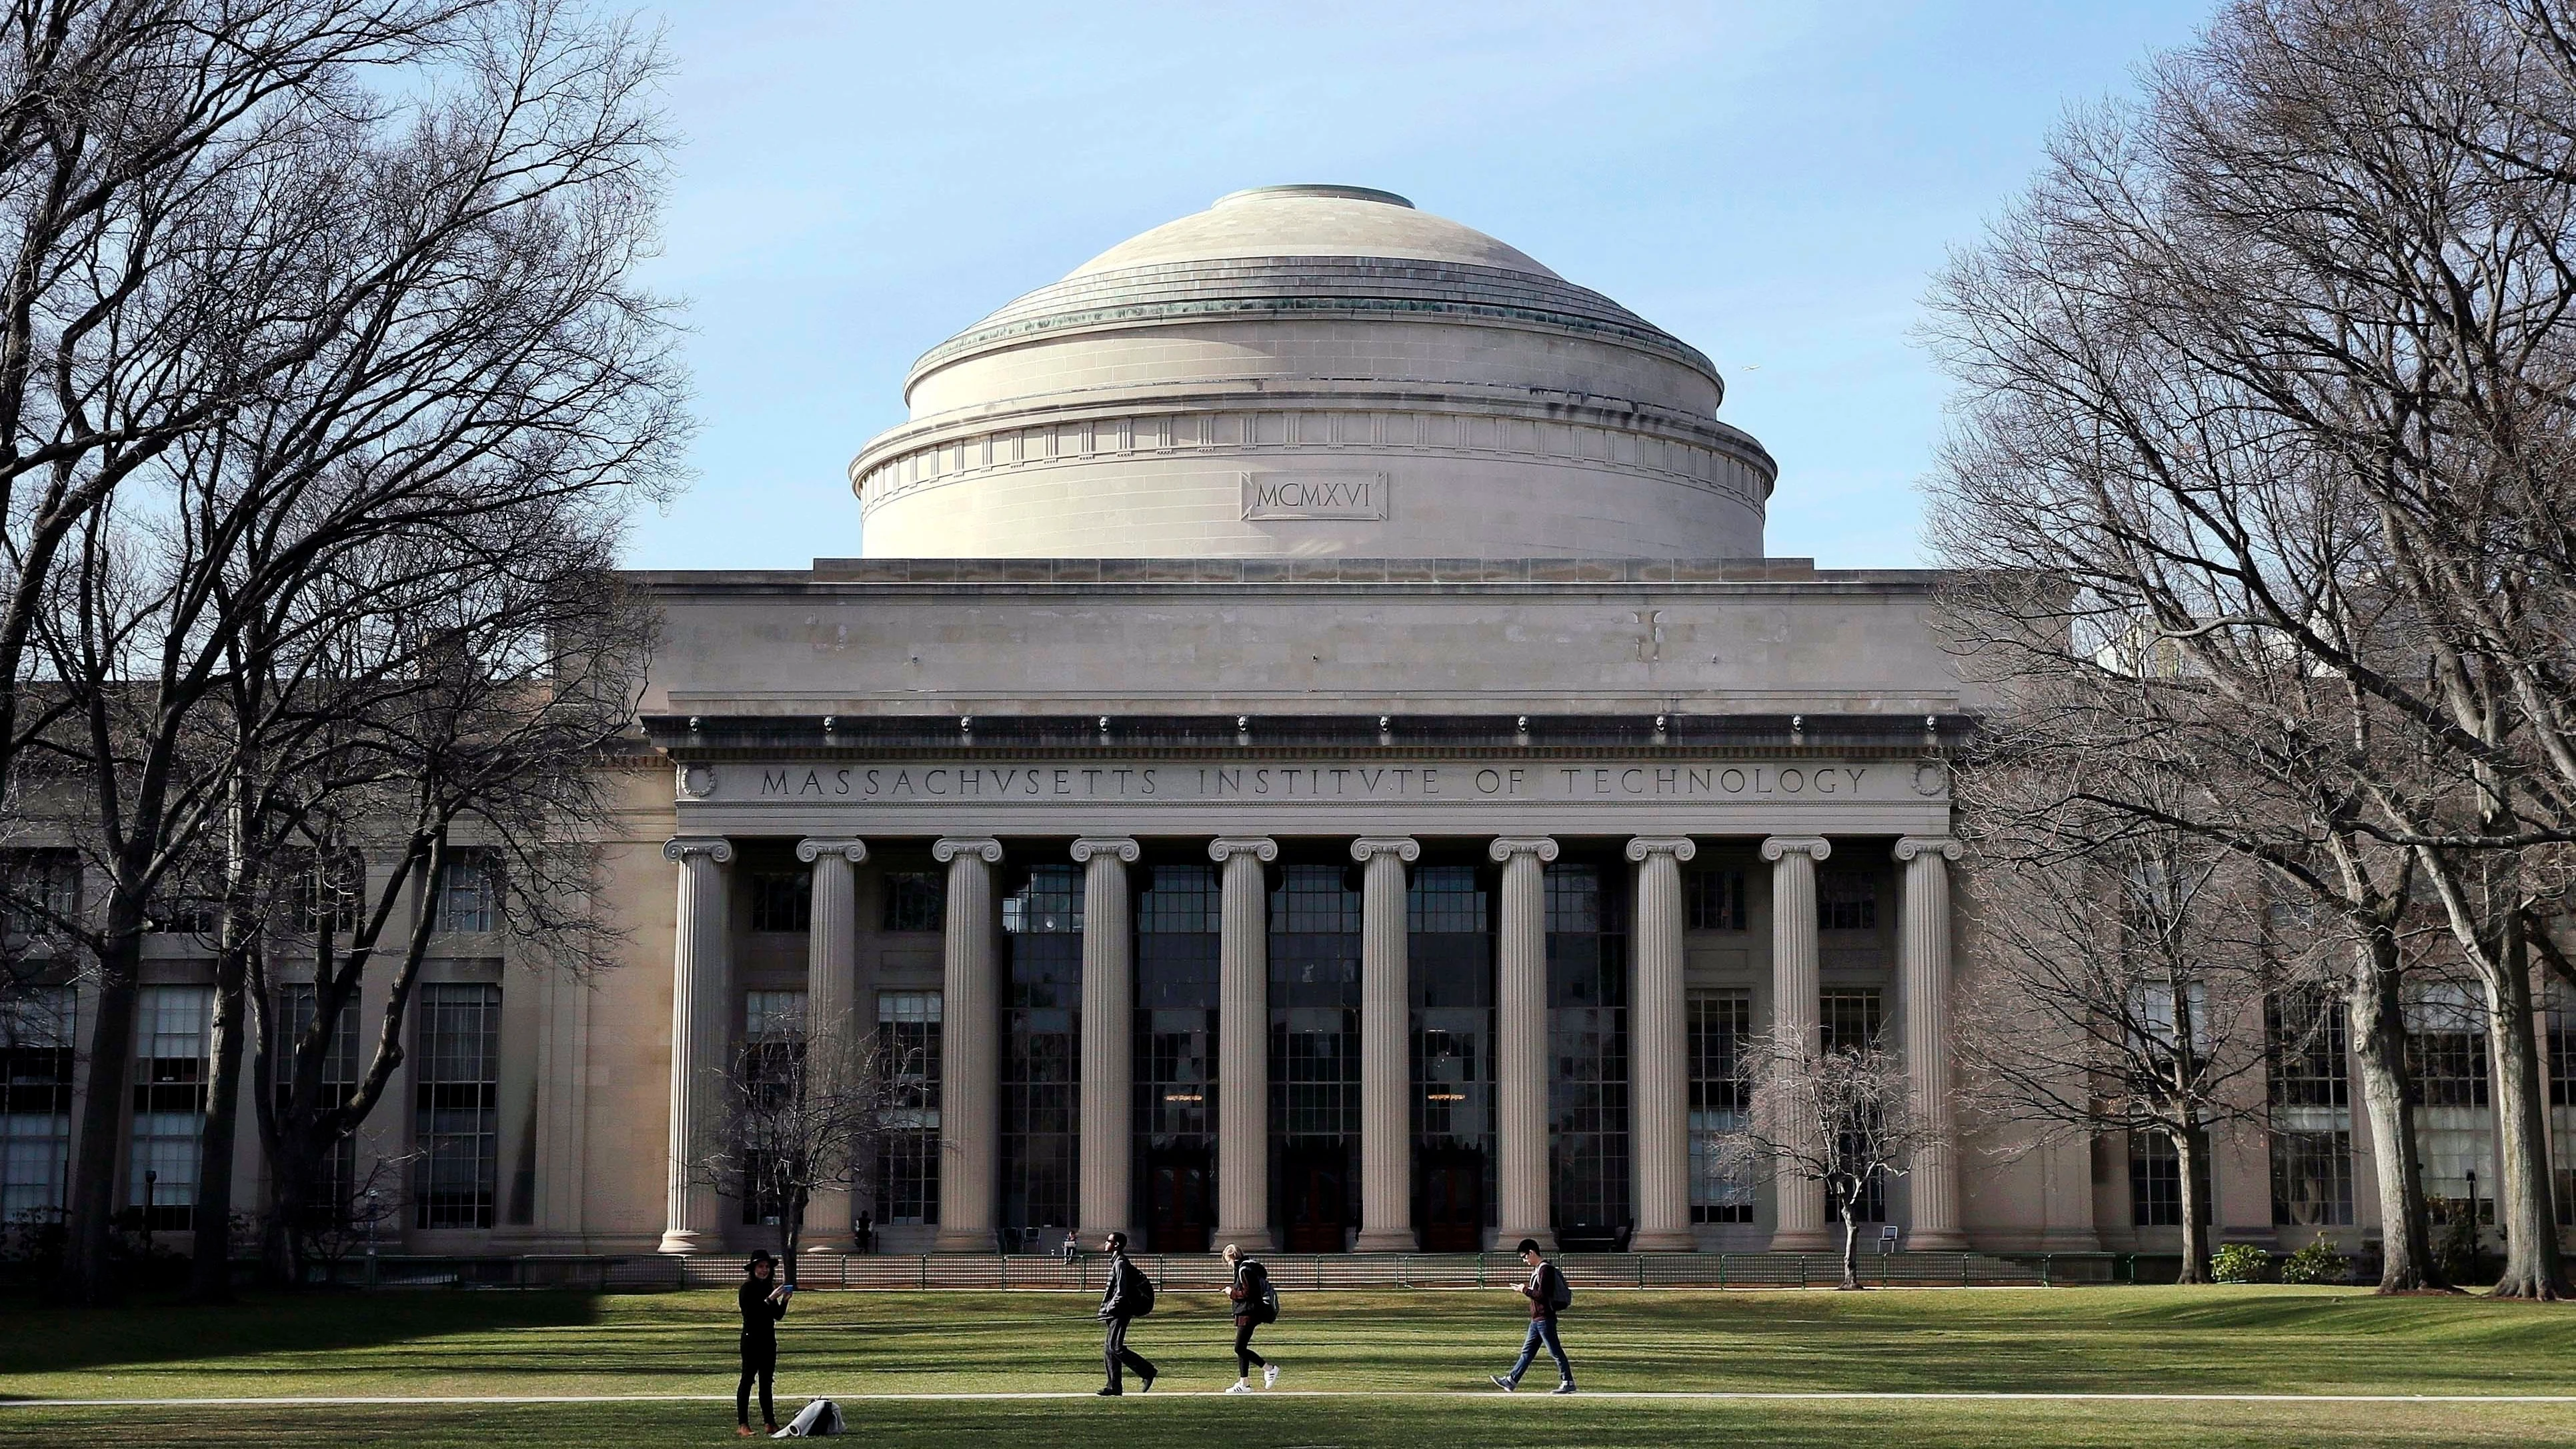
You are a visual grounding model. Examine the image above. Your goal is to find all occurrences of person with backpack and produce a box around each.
[1220,1242,1280,1393]
[737,1250,793,1435]
[1094,1230,1158,1396]
[1490,1237,1574,1394]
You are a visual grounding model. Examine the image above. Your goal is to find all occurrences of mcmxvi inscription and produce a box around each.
[1241,471,1388,521]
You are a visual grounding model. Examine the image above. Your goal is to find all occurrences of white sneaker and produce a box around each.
[1226,1380,1252,1394]
[1263,1363,1280,1390]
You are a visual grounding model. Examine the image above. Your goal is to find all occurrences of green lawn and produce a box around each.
[3,1285,2572,1446]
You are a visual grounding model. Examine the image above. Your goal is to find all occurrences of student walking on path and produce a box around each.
[736,1251,792,1434]
[1490,1238,1574,1394]
[1095,1231,1158,1396]
[1220,1243,1280,1393]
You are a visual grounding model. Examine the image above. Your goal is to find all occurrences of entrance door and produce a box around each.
[1419,1149,1485,1252]
[1281,1144,1350,1252]
[1147,1147,1212,1253]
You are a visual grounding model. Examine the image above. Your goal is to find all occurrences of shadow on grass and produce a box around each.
[0,1289,607,1389]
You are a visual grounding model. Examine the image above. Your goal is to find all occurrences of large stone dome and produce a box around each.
[850,185,1776,559]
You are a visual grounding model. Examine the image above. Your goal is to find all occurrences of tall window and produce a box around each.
[275,983,359,1225]
[2129,1131,2211,1227]
[1685,868,1746,932]
[1410,864,1494,1244]
[130,984,212,1229]
[1546,864,1628,1232]
[876,991,941,1227]
[748,872,810,933]
[738,990,806,1225]
[291,850,365,936]
[1,986,75,1220]
[883,872,945,933]
[1687,990,1753,1224]
[1818,988,1885,1221]
[0,850,79,948]
[1816,868,1878,932]
[413,983,500,1228]
[1270,862,1360,1250]
[1136,863,1218,1249]
[1002,865,1080,1242]
[435,849,499,934]
[2268,993,2353,1226]
[2405,986,2489,1107]
[2547,988,2571,1109]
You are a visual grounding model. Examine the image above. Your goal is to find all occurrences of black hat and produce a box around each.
[1515,1238,1543,1255]
[746,1250,776,1273]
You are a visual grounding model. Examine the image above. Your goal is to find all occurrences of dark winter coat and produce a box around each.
[740,1277,788,1345]
[1098,1251,1148,1320]
[1228,1259,1270,1326]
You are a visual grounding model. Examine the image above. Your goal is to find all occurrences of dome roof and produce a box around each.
[1066,185,1561,280]
[851,187,1776,561]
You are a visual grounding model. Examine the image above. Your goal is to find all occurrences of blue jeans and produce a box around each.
[1507,1316,1571,1386]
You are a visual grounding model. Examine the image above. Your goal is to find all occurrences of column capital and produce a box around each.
[1487,836,1559,864]
[1209,836,1278,864]
[933,837,1004,864]
[1623,836,1698,864]
[795,838,868,865]
[1070,836,1140,864]
[1349,836,1420,864]
[1760,836,1832,863]
[663,836,734,864]
[1894,836,1963,863]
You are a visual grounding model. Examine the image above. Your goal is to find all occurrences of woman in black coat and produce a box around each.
[738,1251,791,1435]
[1221,1242,1278,1392]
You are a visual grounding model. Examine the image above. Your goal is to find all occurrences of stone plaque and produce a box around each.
[1241,471,1388,521]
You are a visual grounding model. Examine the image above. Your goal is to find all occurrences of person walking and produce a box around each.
[1490,1238,1574,1394]
[736,1250,793,1435]
[1094,1231,1158,1396]
[1220,1242,1279,1393]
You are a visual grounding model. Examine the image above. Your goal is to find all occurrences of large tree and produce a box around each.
[33,0,681,1305]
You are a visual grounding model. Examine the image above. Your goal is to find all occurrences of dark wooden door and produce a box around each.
[1147,1149,1211,1253]
[1420,1150,1484,1252]
[1282,1146,1349,1252]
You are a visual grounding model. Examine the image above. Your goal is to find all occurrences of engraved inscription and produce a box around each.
[710,758,1930,806]
[1241,471,1388,521]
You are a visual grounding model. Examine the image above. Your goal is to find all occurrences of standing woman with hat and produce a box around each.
[737,1251,792,1435]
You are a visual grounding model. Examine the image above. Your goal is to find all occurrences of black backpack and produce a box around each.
[1257,1272,1281,1324]
[1240,1262,1280,1324]
[1120,1256,1156,1317]
[1546,1264,1573,1312]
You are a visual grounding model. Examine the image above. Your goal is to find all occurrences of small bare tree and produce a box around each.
[1716,1028,1933,1290]
[690,1010,922,1284]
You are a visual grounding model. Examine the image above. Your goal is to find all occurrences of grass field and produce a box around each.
[3,1284,2573,1446]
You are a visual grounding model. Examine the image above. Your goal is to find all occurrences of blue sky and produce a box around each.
[629,1,2213,571]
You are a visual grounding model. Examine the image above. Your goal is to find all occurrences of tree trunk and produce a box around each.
[2173,1124,2211,1284]
[782,1190,803,1287]
[2347,929,2442,1292]
[1838,1193,1862,1290]
[2483,939,2568,1300]
[57,926,145,1306]
[188,967,247,1302]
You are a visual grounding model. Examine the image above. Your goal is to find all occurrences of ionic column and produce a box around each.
[660,836,734,1254]
[932,838,1003,1252]
[1896,837,1967,1250]
[1074,837,1140,1246]
[1351,837,1421,1252]
[1762,836,1831,1250]
[1626,836,1697,1252]
[797,838,867,1253]
[1490,836,1559,1250]
[1210,837,1278,1250]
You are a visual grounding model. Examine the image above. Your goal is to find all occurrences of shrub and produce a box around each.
[2210,1242,2272,1284]
[2278,1237,2350,1285]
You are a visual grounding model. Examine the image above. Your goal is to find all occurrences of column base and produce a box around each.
[1496,1225,1557,1252]
[1351,1228,1418,1253]
[656,1229,720,1255]
[1212,1225,1277,1252]
[1766,1229,1834,1252]
[1629,1230,1697,1252]
[1905,1229,1971,1252]
[933,1227,999,1253]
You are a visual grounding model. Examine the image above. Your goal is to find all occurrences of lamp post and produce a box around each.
[2465,1168,2481,1271]
[365,1187,380,1286]
[142,1169,157,1258]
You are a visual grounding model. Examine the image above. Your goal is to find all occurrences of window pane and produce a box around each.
[411,984,500,1228]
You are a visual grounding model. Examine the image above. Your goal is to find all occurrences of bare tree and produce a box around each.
[1922,0,2576,1296]
[690,1009,924,1285]
[1714,1028,1933,1290]
[28,0,681,1306]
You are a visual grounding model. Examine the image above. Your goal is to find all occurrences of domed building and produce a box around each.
[386,189,2123,1269]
